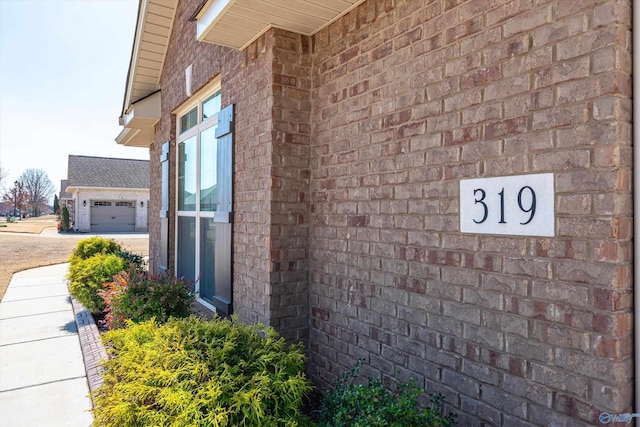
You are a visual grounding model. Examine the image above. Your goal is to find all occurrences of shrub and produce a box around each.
[69,237,122,262]
[68,253,127,313]
[114,250,145,272]
[67,238,144,313]
[61,206,70,231]
[318,359,456,427]
[92,317,314,427]
[99,271,193,329]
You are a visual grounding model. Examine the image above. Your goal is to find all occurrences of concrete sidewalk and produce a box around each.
[0,264,94,427]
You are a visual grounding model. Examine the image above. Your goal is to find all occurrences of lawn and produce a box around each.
[0,215,148,301]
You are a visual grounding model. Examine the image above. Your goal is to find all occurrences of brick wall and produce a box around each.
[268,30,313,342]
[151,0,312,334]
[224,32,275,326]
[153,0,279,326]
[151,0,230,275]
[147,0,634,424]
[308,0,633,425]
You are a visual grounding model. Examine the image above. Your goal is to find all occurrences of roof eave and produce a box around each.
[195,0,367,50]
[118,0,178,141]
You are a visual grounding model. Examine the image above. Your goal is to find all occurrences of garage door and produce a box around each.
[90,201,135,232]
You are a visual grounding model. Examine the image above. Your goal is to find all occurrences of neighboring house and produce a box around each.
[115,1,634,425]
[65,155,149,232]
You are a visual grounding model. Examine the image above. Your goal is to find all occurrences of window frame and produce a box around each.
[174,78,222,312]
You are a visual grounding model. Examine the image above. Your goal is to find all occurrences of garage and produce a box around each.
[90,201,135,232]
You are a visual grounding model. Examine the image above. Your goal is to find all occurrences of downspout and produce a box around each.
[634,0,639,414]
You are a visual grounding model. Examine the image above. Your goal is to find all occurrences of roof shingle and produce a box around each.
[60,180,72,199]
[67,155,149,189]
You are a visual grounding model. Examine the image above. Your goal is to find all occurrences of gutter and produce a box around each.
[634,0,639,414]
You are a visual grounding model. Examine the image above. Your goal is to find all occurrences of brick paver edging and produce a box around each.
[69,295,107,396]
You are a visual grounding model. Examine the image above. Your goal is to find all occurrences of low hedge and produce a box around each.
[67,237,145,314]
[99,271,193,329]
[92,317,313,427]
[68,253,127,313]
[318,360,456,427]
[69,236,122,261]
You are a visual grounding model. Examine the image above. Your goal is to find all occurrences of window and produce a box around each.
[202,91,221,120]
[175,79,233,315]
[116,201,133,207]
[93,201,111,207]
[180,107,198,134]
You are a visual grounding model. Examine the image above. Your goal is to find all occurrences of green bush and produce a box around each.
[114,250,145,272]
[70,237,122,262]
[99,271,193,329]
[67,238,142,313]
[318,359,456,427]
[92,317,313,427]
[68,253,127,313]
[61,206,70,231]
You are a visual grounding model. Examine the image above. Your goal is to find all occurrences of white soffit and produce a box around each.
[116,127,156,148]
[196,0,366,50]
[117,91,160,147]
[124,91,161,129]
[118,0,177,147]
[122,0,177,115]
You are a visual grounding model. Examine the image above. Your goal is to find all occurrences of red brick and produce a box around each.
[503,5,552,38]
[482,34,530,64]
[557,26,623,61]
[460,65,502,89]
[593,288,632,311]
[444,88,482,112]
[484,75,531,101]
[502,47,553,77]
[394,26,422,50]
[485,0,532,27]
[445,52,481,77]
[532,149,590,171]
[531,13,588,48]
[461,102,502,125]
[532,104,590,129]
[446,16,483,43]
[484,116,527,139]
[553,393,600,424]
[556,72,631,105]
[533,56,590,89]
[372,41,393,60]
[460,26,502,55]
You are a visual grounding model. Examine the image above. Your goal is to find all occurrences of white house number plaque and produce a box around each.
[460,173,554,237]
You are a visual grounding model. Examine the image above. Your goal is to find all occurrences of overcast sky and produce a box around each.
[0,0,149,199]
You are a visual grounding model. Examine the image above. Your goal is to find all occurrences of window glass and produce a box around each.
[202,91,221,120]
[177,216,196,282]
[175,81,228,311]
[200,218,216,304]
[178,135,197,211]
[180,107,198,134]
[200,125,218,211]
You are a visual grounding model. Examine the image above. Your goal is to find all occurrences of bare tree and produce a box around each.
[2,180,26,218]
[0,165,7,190]
[19,169,55,217]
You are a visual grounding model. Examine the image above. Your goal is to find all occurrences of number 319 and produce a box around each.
[473,186,536,225]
